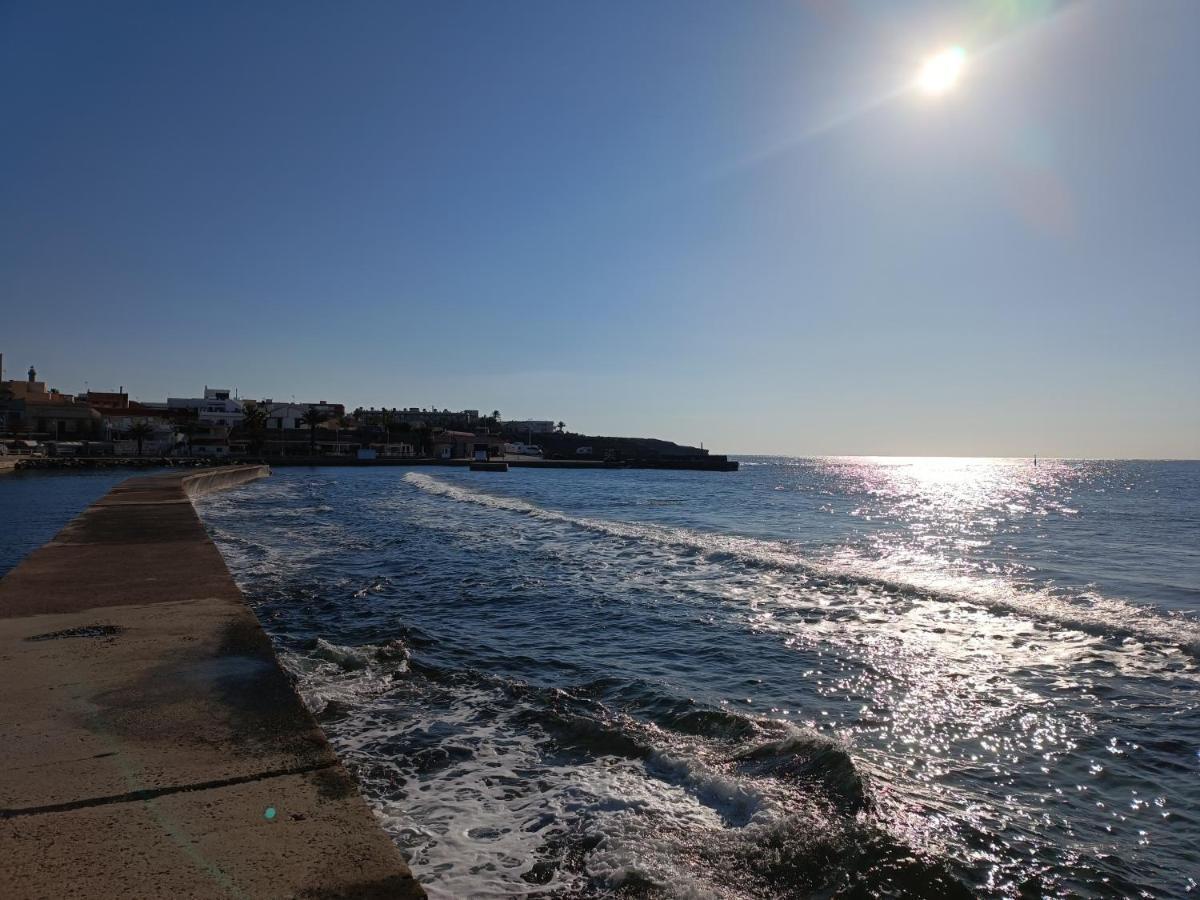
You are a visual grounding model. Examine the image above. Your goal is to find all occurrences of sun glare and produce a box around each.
[916,46,966,96]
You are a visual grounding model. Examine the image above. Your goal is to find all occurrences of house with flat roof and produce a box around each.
[253,399,345,430]
[167,387,245,428]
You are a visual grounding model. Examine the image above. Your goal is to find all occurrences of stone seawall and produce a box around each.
[180,464,274,497]
[0,466,423,898]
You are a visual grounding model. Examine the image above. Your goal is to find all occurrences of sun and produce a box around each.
[916,46,966,96]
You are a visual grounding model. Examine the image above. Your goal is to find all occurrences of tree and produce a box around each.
[127,421,156,456]
[299,407,327,457]
[241,404,268,456]
[556,421,566,434]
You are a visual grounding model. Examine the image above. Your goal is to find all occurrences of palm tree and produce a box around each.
[556,421,566,434]
[299,407,327,457]
[241,404,268,456]
[127,421,156,456]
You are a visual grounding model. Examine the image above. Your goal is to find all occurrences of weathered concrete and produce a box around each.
[0,465,423,899]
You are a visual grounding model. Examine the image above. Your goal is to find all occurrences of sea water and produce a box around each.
[188,459,1194,895]
[0,469,139,574]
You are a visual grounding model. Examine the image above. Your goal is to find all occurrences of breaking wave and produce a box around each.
[275,635,967,898]
[402,472,1200,655]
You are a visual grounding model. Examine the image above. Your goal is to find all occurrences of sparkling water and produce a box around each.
[150,459,1200,895]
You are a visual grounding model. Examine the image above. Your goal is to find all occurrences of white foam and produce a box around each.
[275,637,855,898]
[402,473,1200,655]
[279,638,407,715]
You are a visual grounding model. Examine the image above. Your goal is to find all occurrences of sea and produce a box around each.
[4,458,1199,897]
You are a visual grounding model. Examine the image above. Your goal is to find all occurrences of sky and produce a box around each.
[1,0,1197,457]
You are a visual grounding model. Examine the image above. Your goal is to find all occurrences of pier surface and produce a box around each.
[0,466,423,899]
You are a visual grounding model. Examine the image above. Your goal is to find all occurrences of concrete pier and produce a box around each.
[0,466,423,899]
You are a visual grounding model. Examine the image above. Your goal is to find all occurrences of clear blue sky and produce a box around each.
[2,0,1196,457]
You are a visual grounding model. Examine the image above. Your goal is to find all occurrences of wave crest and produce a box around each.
[402,472,1200,655]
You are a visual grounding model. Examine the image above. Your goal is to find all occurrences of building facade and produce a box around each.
[254,400,345,431]
[356,408,484,430]
[167,388,245,428]
[504,420,557,436]
[1,366,102,439]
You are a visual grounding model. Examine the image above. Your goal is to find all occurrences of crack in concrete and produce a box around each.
[1,761,336,819]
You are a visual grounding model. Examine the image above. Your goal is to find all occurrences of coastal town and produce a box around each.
[0,355,735,471]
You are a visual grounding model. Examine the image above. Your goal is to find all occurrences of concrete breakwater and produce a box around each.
[0,466,423,899]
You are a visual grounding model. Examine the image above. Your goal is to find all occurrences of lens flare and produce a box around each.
[916,46,967,96]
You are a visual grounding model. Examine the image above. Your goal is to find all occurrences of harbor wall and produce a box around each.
[0,465,423,899]
[180,464,275,496]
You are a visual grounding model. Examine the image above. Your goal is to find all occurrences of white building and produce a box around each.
[506,420,556,435]
[254,399,345,430]
[102,414,178,456]
[167,387,244,428]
